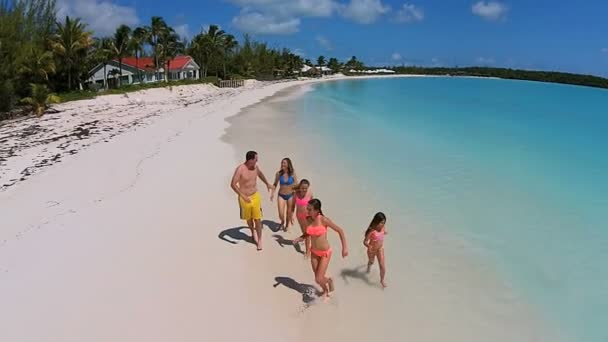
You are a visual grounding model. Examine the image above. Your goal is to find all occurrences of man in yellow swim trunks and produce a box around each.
[230,151,272,251]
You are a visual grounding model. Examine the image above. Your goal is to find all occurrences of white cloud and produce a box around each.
[174,24,191,40]
[56,0,140,36]
[340,0,391,24]
[476,57,495,65]
[316,35,333,51]
[227,0,336,18]
[602,48,608,53]
[229,0,393,32]
[293,48,305,56]
[232,10,300,34]
[228,0,336,34]
[431,57,442,66]
[391,53,402,61]
[472,1,508,21]
[395,3,424,23]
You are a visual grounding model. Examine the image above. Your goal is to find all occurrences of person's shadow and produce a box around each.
[273,276,320,303]
[263,220,282,232]
[340,265,377,287]
[272,234,304,255]
[218,226,255,245]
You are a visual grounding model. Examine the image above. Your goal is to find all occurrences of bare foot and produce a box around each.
[367,262,373,274]
[257,242,263,251]
[381,280,387,288]
[327,277,335,293]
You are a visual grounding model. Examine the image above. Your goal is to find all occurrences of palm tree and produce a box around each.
[18,45,56,82]
[317,55,326,67]
[221,34,237,78]
[160,29,184,81]
[130,27,149,83]
[20,83,60,117]
[192,24,225,78]
[51,16,93,90]
[94,37,113,89]
[111,24,131,86]
[327,57,340,73]
[147,16,168,81]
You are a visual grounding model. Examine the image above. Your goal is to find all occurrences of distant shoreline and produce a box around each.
[386,66,608,90]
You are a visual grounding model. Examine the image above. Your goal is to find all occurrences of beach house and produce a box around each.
[87,55,201,88]
[300,65,333,77]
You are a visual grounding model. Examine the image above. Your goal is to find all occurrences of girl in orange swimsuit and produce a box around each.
[363,212,388,288]
[294,179,313,258]
[293,199,348,298]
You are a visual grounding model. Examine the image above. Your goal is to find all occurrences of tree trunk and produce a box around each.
[103,64,107,89]
[136,51,140,84]
[119,58,123,87]
[68,66,72,90]
[165,60,170,82]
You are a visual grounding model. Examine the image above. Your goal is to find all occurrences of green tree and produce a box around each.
[327,57,340,73]
[51,16,93,90]
[160,29,184,81]
[93,37,113,89]
[18,46,56,83]
[130,26,149,83]
[221,34,238,78]
[0,0,56,111]
[147,16,168,81]
[20,83,60,117]
[317,55,326,67]
[111,24,131,86]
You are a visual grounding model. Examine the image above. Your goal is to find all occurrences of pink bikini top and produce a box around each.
[371,230,385,241]
[295,193,311,208]
[306,222,327,237]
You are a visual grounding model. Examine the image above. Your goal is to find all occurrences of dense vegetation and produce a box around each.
[0,0,354,119]
[2,0,606,120]
[391,66,608,89]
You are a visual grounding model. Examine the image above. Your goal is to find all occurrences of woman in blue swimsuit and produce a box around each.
[271,158,298,231]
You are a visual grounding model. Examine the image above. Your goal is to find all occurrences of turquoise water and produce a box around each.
[293,77,608,342]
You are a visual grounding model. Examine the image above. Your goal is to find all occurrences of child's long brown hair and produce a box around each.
[365,212,386,237]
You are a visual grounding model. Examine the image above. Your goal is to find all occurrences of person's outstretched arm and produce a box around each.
[270,172,279,201]
[257,166,272,192]
[324,217,349,258]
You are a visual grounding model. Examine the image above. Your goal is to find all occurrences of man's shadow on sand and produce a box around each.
[218,220,282,245]
[340,265,380,288]
[273,276,320,304]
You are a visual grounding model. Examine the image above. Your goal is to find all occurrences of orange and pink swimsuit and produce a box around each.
[307,222,332,258]
[295,193,311,220]
[370,230,385,242]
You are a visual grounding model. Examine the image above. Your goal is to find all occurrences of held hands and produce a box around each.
[342,248,349,258]
[241,195,251,203]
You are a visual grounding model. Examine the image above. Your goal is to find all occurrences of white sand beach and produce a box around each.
[0,75,560,342]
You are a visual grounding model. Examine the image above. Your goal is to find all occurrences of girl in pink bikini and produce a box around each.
[294,179,313,257]
[293,199,348,298]
[363,212,388,288]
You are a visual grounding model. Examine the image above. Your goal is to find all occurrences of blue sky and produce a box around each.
[57,0,608,76]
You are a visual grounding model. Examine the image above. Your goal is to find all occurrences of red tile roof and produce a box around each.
[115,55,194,71]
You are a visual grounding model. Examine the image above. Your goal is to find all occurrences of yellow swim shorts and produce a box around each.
[239,191,262,221]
